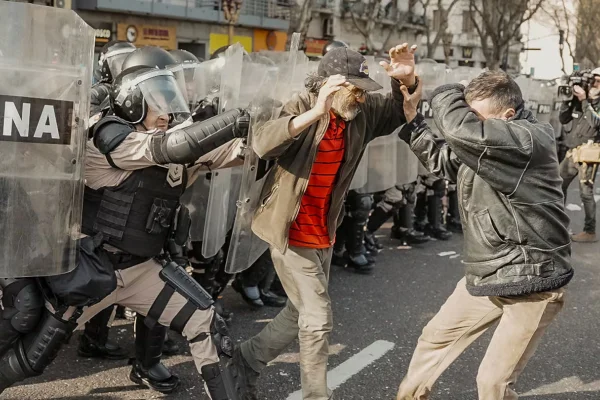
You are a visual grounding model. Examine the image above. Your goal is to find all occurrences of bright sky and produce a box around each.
[519,8,575,80]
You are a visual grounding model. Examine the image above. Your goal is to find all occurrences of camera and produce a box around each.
[557,69,595,102]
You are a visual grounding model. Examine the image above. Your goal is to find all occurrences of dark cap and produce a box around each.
[318,47,383,91]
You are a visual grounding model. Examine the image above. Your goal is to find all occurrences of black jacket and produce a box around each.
[399,84,573,297]
[559,97,600,149]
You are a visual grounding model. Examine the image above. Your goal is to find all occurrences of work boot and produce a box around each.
[232,280,264,308]
[571,231,598,243]
[259,289,287,307]
[425,224,453,240]
[391,227,431,245]
[364,231,384,253]
[77,332,129,360]
[347,253,374,274]
[331,249,347,267]
[446,219,463,234]
[129,360,180,393]
[229,346,260,400]
[162,333,180,357]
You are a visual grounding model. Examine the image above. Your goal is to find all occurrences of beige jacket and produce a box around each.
[251,80,407,253]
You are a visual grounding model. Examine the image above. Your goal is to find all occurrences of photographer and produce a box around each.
[559,67,600,242]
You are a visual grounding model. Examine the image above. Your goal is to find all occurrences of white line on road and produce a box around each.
[285,340,395,400]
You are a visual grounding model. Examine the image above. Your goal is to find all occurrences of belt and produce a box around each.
[105,250,150,270]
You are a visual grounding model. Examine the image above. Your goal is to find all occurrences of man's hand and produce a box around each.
[380,43,417,87]
[314,74,347,116]
[574,85,587,101]
[399,77,423,123]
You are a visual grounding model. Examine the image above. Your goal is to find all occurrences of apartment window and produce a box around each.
[462,11,475,33]
[432,9,441,31]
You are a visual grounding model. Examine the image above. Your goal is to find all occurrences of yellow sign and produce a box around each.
[209,33,252,56]
[117,23,177,50]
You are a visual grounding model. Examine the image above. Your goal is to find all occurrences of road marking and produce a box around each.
[566,203,582,211]
[522,375,600,396]
[285,340,395,400]
[595,195,600,203]
[438,251,456,257]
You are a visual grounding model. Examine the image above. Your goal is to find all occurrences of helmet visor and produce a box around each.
[137,71,191,126]
[166,64,190,106]
[106,48,136,79]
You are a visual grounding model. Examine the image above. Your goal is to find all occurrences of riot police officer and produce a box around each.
[0,64,249,399]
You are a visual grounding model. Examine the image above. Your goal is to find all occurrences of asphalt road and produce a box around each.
[3,185,600,400]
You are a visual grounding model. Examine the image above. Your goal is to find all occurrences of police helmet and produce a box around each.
[97,41,136,84]
[110,66,191,126]
[169,49,202,64]
[121,46,178,71]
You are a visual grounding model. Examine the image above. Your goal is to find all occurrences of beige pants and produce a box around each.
[74,259,219,372]
[241,246,334,400]
[397,278,565,400]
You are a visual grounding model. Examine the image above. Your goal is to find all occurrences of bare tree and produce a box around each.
[541,0,576,73]
[468,0,546,70]
[286,0,316,50]
[349,0,418,55]
[417,0,460,63]
[575,0,600,68]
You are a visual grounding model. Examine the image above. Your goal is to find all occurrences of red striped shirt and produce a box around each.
[289,112,346,248]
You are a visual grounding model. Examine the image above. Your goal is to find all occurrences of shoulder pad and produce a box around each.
[93,116,135,155]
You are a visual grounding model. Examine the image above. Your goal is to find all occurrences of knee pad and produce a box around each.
[191,313,233,359]
[1,279,44,334]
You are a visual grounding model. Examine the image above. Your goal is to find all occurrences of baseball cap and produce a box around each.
[318,47,383,92]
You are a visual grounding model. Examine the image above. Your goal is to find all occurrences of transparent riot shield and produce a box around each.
[181,57,228,244]
[396,138,419,185]
[0,3,94,278]
[350,151,369,190]
[533,80,554,126]
[202,44,245,258]
[225,34,305,273]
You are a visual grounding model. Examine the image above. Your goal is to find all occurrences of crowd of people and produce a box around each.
[0,3,599,400]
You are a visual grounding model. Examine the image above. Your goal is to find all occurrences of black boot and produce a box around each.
[426,183,452,240]
[78,307,128,360]
[259,289,287,307]
[392,204,430,245]
[331,248,347,267]
[201,362,229,400]
[130,316,179,393]
[365,206,392,253]
[446,190,463,233]
[162,333,180,357]
[232,279,264,308]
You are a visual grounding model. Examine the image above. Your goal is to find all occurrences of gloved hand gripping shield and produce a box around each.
[0,3,95,277]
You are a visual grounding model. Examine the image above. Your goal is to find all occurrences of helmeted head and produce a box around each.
[322,40,349,56]
[121,46,178,71]
[110,66,191,131]
[464,71,523,120]
[169,49,202,64]
[96,41,136,84]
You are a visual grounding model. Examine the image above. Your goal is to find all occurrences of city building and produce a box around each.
[19,0,291,62]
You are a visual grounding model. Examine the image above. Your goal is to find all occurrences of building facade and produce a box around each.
[19,0,291,62]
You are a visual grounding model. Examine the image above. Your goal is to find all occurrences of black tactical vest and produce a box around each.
[82,166,187,257]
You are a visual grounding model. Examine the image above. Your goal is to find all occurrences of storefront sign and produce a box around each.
[117,23,177,50]
[304,38,328,57]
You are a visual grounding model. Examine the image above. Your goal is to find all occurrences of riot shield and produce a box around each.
[181,58,227,244]
[202,44,245,258]
[415,61,448,136]
[0,3,94,278]
[225,34,305,273]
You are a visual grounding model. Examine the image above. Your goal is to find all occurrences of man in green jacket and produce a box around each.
[229,44,418,400]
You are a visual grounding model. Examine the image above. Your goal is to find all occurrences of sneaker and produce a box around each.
[228,346,260,400]
[259,289,287,308]
[571,231,598,243]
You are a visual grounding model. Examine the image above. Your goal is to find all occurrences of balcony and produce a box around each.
[75,0,291,31]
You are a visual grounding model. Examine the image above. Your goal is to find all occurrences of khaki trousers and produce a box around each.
[75,259,219,372]
[241,246,334,400]
[398,278,565,400]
